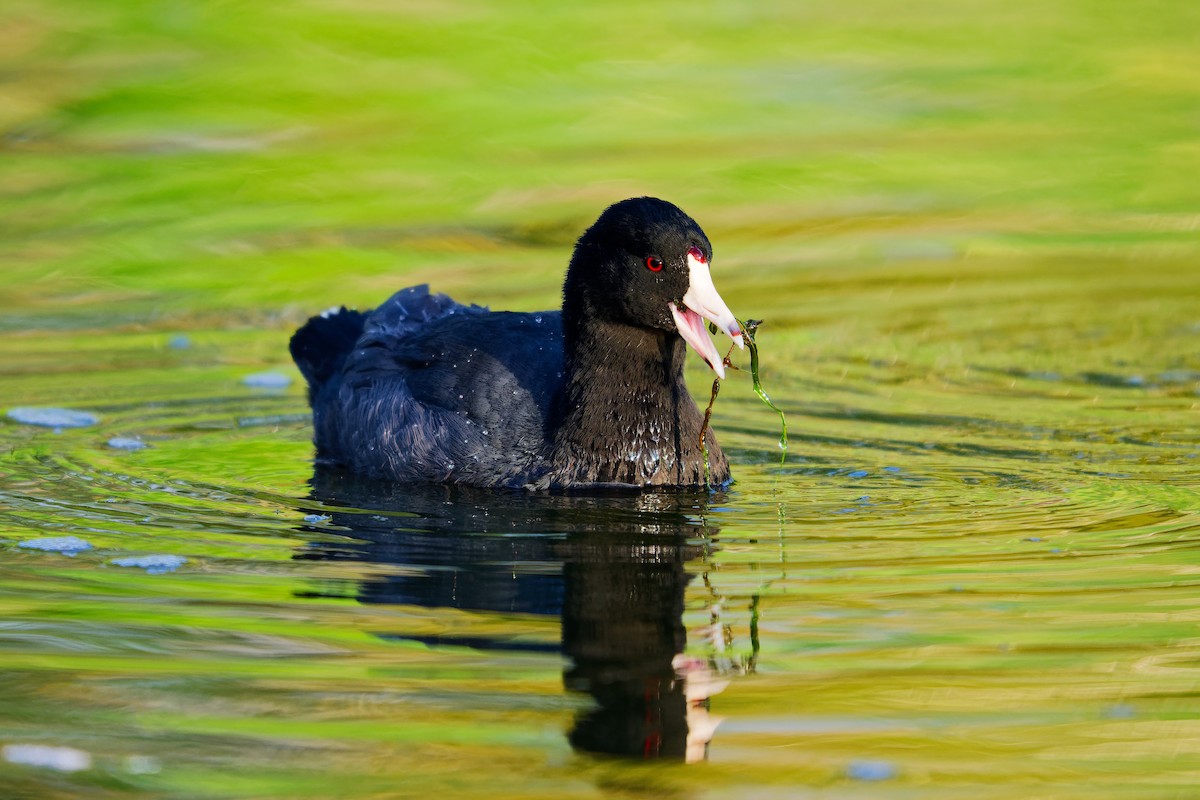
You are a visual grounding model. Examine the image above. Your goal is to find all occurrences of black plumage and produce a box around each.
[290,197,742,490]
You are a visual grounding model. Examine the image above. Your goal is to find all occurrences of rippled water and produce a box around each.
[2,250,1197,797]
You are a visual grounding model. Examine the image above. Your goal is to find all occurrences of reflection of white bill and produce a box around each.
[673,653,732,763]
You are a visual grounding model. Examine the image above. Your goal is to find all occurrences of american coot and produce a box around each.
[290,197,744,490]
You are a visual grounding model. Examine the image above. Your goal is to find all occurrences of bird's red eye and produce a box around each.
[645,256,664,272]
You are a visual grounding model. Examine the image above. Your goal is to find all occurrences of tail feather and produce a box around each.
[290,307,368,397]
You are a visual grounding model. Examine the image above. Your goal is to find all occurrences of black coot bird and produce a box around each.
[289,197,744,490]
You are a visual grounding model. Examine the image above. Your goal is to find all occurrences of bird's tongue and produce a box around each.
[670,302,727,379]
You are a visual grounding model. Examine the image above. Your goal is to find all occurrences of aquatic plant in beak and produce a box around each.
[695,317,788,487]
[648,244,785,488]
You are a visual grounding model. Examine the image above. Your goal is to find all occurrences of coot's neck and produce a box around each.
[544,306,727,488]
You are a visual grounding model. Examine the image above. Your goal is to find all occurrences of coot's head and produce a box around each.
[564,197,743,377]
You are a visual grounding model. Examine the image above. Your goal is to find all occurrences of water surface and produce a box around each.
[2,0,1199,797]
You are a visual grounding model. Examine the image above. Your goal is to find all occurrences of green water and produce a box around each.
[2,0,1198,797]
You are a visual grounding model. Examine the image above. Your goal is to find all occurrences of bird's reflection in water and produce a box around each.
[297,467,735,762]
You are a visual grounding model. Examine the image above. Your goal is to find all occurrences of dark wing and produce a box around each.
[307,286,564,487]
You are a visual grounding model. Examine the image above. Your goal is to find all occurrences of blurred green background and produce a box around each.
[3,0,1197,327]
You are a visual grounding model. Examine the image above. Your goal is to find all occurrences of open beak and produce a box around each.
[668,248,743,379]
